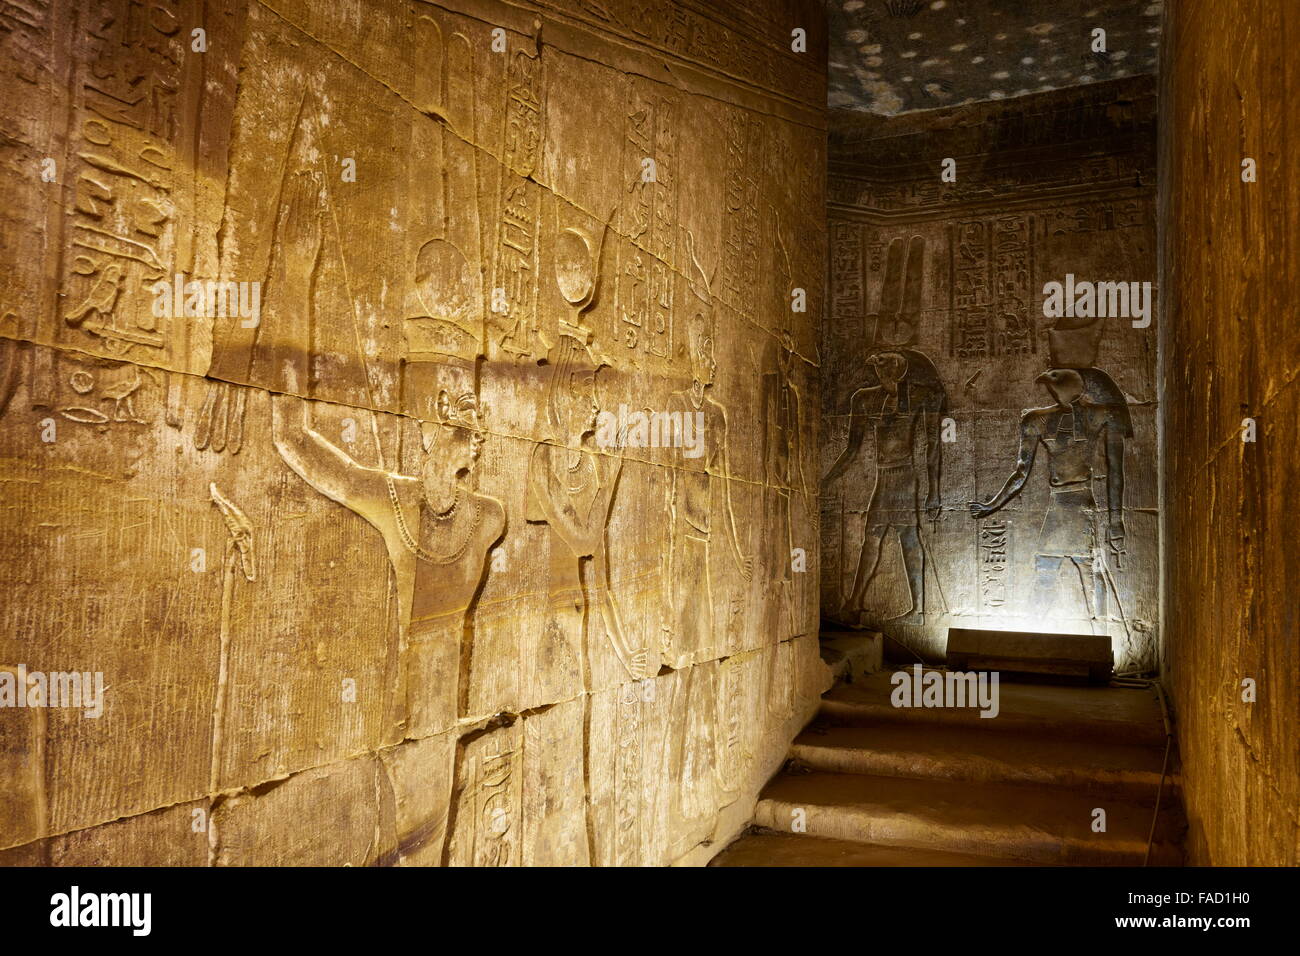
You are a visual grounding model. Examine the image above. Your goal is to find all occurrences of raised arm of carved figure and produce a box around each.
[823,386,878,485]
[269,391,390,528]
[969,413,1041,519]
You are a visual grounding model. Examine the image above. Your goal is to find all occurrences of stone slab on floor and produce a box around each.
[946,628,1114,683]
[790,721,1176,799]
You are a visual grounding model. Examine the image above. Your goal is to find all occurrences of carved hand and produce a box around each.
[968,500,995,520]
[628,648,649,681]
[1108,519,1126,554]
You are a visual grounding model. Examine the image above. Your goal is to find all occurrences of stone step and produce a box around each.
[711,830,1043,867]
[753,770,1184,866]
[790,720,1177,800]
[818,669,1169,748]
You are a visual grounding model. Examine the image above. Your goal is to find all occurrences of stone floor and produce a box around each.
[713,662,1186,866]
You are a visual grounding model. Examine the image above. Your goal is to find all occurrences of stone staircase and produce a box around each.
[713,636,1186,867]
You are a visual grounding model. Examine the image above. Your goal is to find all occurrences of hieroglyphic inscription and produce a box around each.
[60,0,188,363]
[827,220,863,389]
[829,221,863,330]
[950,217,1035,359]
[1044,199,1147,236]
[979,520,1010,611]
[612,684,642,865]
[448,723,523,867]
[950,220,991,359]
[615,90,677,359]
[716,654,752,803]
[491,43,546,360]
[992,215,1034,357]
[719,111,764,320]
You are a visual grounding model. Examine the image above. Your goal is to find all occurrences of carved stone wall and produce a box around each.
[0,0,828,865]
[1159,0,1299,866]
[823,77,1159,672]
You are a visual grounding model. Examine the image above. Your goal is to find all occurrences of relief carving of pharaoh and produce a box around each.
[271,230,505,737]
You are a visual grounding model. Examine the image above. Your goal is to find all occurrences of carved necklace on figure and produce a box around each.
[385,474,482,564]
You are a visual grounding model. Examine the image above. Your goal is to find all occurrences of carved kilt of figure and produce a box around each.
[866,398,920,529]
[1035,403,1106,558]
[392,482,497,737]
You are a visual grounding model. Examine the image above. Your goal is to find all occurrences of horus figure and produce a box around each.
[525,331,647,686]
[823,349,946,626]
[968,367,1131,625]
[270,319,505,738]
[663,284,753,668]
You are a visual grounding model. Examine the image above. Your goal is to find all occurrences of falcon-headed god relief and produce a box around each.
[824,349,946,626]
[968,366,1131,626]
[823,235,946,628]
[270,318,505,739]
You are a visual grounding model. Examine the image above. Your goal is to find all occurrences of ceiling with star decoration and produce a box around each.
[828,0,1164,115]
